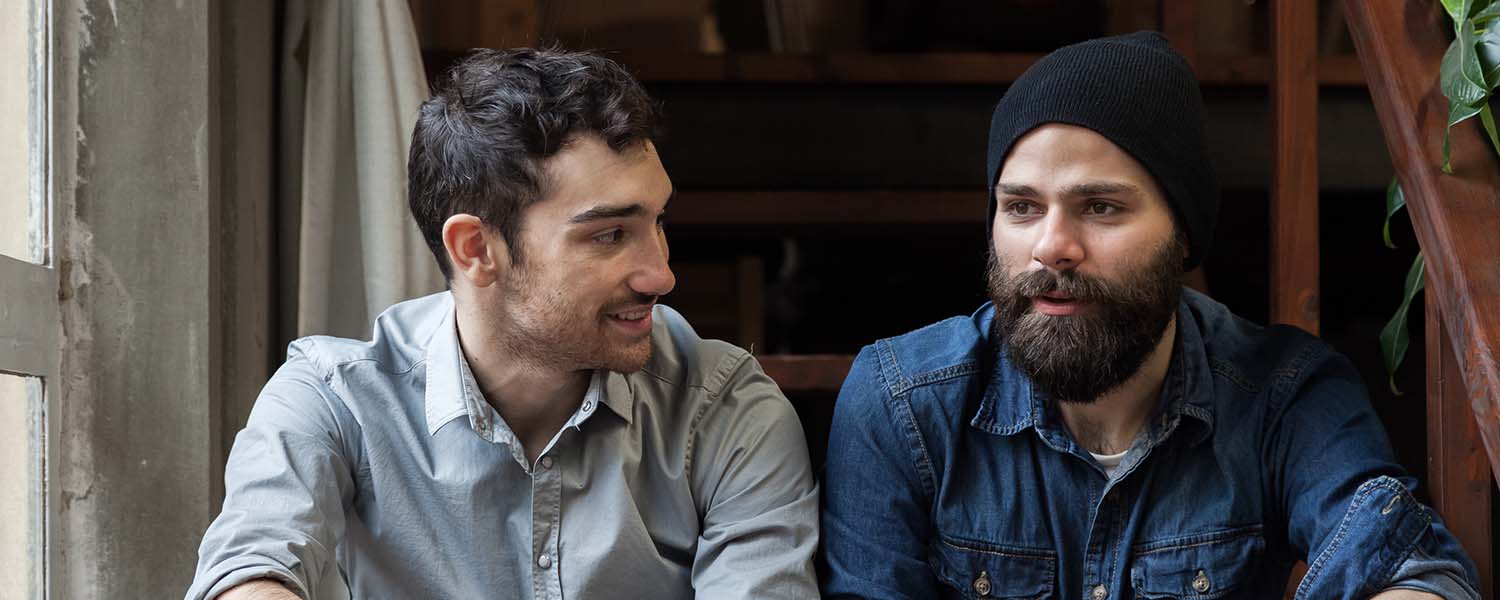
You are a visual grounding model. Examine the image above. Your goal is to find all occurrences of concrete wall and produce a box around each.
[53,0,222,596]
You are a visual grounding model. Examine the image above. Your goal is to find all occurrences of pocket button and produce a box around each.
[1192,569,1211,593]
[972,570,991,597]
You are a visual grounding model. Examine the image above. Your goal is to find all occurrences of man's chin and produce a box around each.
[596,340,653,374]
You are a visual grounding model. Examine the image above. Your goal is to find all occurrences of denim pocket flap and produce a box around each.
[932,535,1056,599]
[1130,524,1265,599]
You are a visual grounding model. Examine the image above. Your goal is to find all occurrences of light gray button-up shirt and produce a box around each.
[186,292,820,599]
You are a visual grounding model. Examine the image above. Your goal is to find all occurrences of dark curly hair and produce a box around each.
[407,48,661,279]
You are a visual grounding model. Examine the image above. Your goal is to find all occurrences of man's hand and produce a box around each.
[1371,590,1444,600]
[216,578,300,600]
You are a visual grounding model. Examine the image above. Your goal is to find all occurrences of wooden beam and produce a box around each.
[1270,0,1321,334]
[598,51,1367,86]
[758,354,853,392]
[1345,0,1500,496]
[670,190,983,225]
[1160,0,1199,67]
[1427,299,1494,596]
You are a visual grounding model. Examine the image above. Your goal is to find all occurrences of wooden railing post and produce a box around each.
[1271,0,1321,334]
[1346,2,1500,593]
[1427,297,1494,594]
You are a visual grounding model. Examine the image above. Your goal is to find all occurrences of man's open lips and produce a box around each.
[1031,293,1085,316]
[607,306,655,334]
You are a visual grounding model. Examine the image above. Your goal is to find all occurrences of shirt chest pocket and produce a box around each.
[931,535,1057,599]
[1129,524,1265,599]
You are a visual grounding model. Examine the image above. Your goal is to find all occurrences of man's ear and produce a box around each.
[442,214,509,288]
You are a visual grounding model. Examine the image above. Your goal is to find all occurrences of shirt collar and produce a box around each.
[424,300,636,436]
[970,293,1216,447]
[424,297,470,436]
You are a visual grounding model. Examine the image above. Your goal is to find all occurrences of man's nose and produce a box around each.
[1032,215,1085,270]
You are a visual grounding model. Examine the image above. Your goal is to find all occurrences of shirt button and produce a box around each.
[972,570,991,596]
[583,400,595,411]
[1091,584,1108,600]
[1192,570,1212,593]
[540,456,554,469]
[537,554,552,569]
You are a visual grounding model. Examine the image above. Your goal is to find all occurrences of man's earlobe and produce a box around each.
[442,214,506,288]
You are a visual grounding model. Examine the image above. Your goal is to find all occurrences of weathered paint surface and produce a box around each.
[55,0,217,596]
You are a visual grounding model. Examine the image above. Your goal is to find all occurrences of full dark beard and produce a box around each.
[986,239,1185,404]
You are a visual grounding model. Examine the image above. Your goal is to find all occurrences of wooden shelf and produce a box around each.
[603,51,1366,87]
[423,49,1367,87]
[671,190,984,225]
[757,354,854,392]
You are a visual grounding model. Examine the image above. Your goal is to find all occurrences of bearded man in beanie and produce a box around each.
[820,32,1478,599]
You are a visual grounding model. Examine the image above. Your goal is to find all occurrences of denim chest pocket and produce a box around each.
[931,535,1057,599]
[1129,524,1265,599]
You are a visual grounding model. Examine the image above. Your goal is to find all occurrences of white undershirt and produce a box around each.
[1091,449,1130,480]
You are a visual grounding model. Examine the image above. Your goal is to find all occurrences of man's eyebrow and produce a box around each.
[1062,182,1141,198]
[995,183,1040,197]
[568,203,646,224]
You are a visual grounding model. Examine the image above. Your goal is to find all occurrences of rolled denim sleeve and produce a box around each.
[820,346,939,600]
[185,346,358,600]
[1270,351,1479,598]
[688,353,820,599]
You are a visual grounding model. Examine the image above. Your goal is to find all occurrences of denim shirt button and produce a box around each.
[972,570,991,597]
[1091,584,1108,600]
[1192,570,1211,593]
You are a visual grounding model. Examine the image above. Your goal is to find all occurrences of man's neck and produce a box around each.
[1057,317,1177,455]
[455,302,590,463]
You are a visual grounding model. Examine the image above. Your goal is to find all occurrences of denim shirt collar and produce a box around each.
[969,294,1216,448]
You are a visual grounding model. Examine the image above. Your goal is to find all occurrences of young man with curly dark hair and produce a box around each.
[187,49,818,600]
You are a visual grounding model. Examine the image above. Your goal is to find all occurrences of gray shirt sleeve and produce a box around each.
[185,347,358,600]
[687,354,820,600]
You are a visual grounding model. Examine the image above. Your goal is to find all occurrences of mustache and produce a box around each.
[1005,268,1112,303]
[602,292,659,313]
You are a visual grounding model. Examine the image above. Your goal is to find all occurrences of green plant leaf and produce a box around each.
[1476,2,1500,23]
[1380,253,1427,395]
[1478,22,1500,87]
[1444,96,1486,172]
[1384,177,1406,249]
[1442,22,1489,107]
[1444,0,1473,22]
[1482,101,1500,156]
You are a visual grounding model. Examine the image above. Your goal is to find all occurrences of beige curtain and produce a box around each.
[281,0,443,341]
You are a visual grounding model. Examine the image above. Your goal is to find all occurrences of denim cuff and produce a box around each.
[1296,476,1434,598]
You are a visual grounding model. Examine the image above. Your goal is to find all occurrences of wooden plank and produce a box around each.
[736,256,765,352]
[670,190,983,225]
[758,354,853,392]
[1160,0,1199,67]
[593,51,1368,86]
[1345,0,1500,507]
[414,0,538,51]
[1427,298,1494,597]
[1269,0,1321,334]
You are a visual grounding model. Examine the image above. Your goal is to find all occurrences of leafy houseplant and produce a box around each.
[1380,0,1500,393]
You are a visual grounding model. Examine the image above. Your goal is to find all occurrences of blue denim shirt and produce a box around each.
[821,289,1478,599]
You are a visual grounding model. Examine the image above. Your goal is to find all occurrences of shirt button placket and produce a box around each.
[535,450,564,598]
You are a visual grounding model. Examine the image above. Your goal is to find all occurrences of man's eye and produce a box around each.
[1005,202,1037,216]
[593,229,624,244]
[1086,201,1117,215]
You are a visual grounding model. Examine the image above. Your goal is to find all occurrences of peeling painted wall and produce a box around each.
[55,0,218,596]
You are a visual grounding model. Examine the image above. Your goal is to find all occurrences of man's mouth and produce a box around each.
[1031,292,1085,316]
[606,305,655,333]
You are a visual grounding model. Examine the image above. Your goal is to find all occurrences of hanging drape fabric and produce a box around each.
[281,0,443,341]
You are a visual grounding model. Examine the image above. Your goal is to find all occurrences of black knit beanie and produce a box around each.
[986,31,1219,269]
